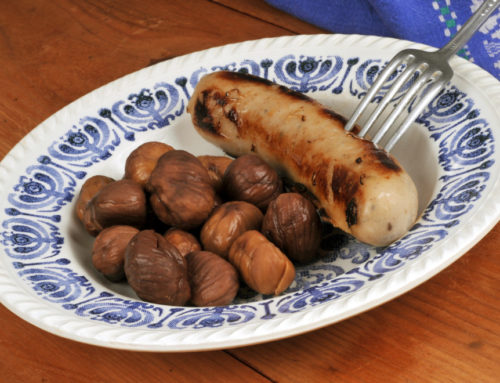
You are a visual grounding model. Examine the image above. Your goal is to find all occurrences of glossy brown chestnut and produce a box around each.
[200,201,263,258]
[197,155,233,192]
[124,230,191,305]
[124,141,174,188]
[222,154,282,210]
[75,175,114,222]
[186,251,239,306]
[228,230,295,296]
[91,225,139,282]
[163,228,201,257]
[82,179,147,236]
[147,150,215,230]
[262,192,321,263]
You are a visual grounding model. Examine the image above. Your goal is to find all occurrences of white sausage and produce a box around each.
[187,71,418,247]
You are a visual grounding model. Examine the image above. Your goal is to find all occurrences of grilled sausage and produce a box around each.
[186,71,418,247]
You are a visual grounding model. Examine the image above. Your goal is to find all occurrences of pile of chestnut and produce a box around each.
[76,141,340,307]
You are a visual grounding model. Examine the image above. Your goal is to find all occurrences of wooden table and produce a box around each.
[0,1,498,382]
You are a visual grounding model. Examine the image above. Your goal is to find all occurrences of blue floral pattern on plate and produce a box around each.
[0,52,494,330]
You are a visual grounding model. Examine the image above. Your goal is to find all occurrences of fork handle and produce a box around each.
[438,0,500,59]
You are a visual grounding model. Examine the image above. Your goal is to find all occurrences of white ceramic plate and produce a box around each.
[0,34,498,352]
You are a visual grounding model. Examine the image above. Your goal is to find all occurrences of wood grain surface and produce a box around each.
[0,1,498,382]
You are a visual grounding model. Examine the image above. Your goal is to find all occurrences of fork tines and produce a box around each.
[345,49,451,151]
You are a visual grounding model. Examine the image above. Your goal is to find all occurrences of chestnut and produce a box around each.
[75,175,114,222]
[124,141,173,188]
[222,154,282,210]
[186,251,239,306]
[147,150,215,230]
[91,225,139,282]
[213,194,223,210]
[318,222,349,257]
[83,179,147,236]
[200,201,263,258]
[197,155,233,192]
[262,193,321,263]
[163,228,201,257]
[124,230,191,305]
[228,230,295,296]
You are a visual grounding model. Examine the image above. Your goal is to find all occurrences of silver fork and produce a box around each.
[345,0,500,151]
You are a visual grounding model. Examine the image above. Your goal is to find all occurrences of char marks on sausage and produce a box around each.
[194,90,218,135]
[187,71,419,246]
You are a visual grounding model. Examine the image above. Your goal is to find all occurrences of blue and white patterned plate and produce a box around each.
[0,34,498,351]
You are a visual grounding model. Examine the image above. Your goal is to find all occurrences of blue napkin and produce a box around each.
[266,0,500,80]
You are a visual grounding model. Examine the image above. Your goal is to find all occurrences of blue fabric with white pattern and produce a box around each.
[266,0,500,80]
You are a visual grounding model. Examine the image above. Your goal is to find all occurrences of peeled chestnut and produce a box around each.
[163,228,201,257]
[92,225,139,282]
[124,141,174,188]
[222,154,282,210]
[148,150,215,230]
[197,155,233,192]
[186,251,239,306]
[228,230,295,296]
[75,175,114,222]
[83,179,147,236]
[124,230,191,305]
[200,201,263,258]
[262,193,321,263]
